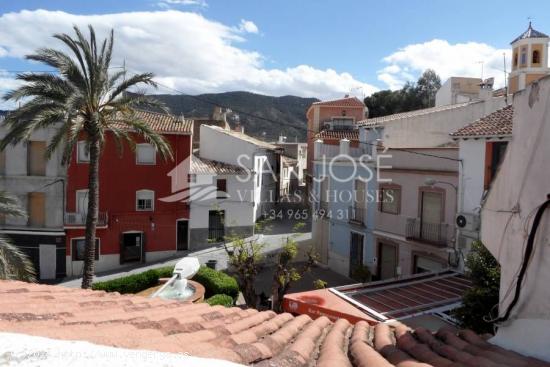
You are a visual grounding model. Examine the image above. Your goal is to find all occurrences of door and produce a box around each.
[208,210,225,242]
[177,220,189,251]
[121,232,143,263]
[420,191,443,241]
[39,244,56,279]
[349,232,364,277]
[378,242,397,280]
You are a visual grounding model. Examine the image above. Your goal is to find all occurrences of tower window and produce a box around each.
[513,53,518,67]
[533,50,540,64]
[521,48,527,65]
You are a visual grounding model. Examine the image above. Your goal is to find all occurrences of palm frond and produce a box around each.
[107,73,157,104]
[0,236,36,282]
[0,191,27,218]
[114,115,173,161]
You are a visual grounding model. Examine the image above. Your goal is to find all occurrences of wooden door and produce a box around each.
[378,242,397,280]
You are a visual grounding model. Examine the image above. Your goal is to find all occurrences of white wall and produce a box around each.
[381,97,507,148]
[458,140,486,214]
[0,124,66,229]
[189,174,255,229]
[481,77,550,361]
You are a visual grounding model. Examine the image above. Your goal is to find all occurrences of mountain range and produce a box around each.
[150,91,318,142]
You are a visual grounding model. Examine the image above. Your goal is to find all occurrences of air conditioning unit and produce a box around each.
[455,213,480,232]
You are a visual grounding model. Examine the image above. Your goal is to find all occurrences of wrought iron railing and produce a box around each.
[406,218,448,246]
[65,211,108,226]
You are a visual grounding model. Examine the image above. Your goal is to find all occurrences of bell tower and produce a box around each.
[508,22,550,94]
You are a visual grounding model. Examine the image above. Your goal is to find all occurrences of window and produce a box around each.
[208,210,225,242]
[72,238,100,261]
[27,141,46,176]
[188,174,196,183]
[331,117,354,130]
[28,192,45,227]
[379,185,401,214]
[77,141,90,163]
[136,143,156,165]
[216,179,227,199]
[76,189,89,215]
[413,255,444,274]
[533,50,540,64]
[136,190,154,211]
[521,47,527,65]
[513,52,518,67]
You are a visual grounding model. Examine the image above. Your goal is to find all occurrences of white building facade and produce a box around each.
[0,114,66,280]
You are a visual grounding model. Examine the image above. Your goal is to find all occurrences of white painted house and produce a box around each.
[187,154,253,249]
[0,114,66,280]
[190,125,282,248]
[450,105,513,260]
[481,76,550,362]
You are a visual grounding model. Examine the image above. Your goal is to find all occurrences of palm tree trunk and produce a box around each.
[81,138,100,289]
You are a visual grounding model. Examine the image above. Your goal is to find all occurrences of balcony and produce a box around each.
[348,206,365,226]
[65,212,108,227]
[406,218,449,247]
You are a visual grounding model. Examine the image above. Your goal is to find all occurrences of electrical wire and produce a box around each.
[493,197,550,324]
[121,69,463,163]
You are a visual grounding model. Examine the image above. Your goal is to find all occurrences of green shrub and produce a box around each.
[152,266,174,278]
[205,294,234,307]
[92,269,159,294]
[192,266,239,300]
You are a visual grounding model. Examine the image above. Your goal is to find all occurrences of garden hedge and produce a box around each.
[205,294,234,307]
[91,269,159,294]
[91,265,240,300]
[192,266,239,300]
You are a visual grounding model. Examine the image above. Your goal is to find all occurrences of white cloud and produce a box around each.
[0,9,376,103]
[378,39,510,90]
[157,0,207,8]
[238,19,259,34]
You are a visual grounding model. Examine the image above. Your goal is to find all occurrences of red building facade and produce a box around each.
[64,111,192,276]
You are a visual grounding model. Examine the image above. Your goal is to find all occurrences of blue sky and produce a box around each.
[1,0,549,107]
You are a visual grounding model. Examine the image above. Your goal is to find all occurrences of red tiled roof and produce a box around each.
[451,105,513,138]
[111,109,193,134]
[191,155,247,175]
[312,97,365,108]
[315,129,359,141]
[2,280,550,366]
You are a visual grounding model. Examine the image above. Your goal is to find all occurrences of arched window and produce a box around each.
[513,53,518,67]
[533,50,540,64]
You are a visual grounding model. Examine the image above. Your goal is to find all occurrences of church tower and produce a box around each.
[508,22,550,94]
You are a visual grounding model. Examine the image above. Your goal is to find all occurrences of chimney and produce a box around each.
[339,138,350,156]
[278,135,287,143]
[314,139,323,159]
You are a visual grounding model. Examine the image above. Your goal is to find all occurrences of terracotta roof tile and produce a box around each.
[1,280,550,367]
[111,109,193,134]
[358,102,476,127]
[191,155,247,175]
[312,97,365,108]
[451,105,513,138]
[315,129,359,141]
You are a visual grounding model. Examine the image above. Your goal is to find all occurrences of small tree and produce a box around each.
[225,235,263,308]
[271,236,318,312]
[453,241,501,334]
[225,221,319,311]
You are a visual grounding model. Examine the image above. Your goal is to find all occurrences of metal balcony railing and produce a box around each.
[65,211,108,226]
[348,205,365,225]
[406,218,449,246]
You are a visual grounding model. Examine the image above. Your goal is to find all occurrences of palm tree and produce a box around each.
[1,25,173,289]
[0,191,36,282]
